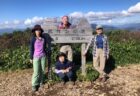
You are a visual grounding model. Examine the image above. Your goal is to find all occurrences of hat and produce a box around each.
[32,24,44,33]
[56,52,67,60]
[96,25,103,29]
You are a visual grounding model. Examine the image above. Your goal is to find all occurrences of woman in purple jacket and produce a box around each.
[30,25,48,92]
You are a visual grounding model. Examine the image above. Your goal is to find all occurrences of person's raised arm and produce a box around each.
[83,36,95,56]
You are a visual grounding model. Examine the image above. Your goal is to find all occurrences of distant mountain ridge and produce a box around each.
[116,23,140,31]
[0,28,14,35]
[91,23,140,31]
[0,23,140,35]
[0,28,25,35]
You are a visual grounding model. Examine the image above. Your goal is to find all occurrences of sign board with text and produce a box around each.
[42,18,94,43]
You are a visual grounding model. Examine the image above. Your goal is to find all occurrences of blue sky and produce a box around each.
[0,0,140,28]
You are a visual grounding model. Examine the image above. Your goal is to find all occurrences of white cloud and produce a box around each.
[24,18,32,25]
[4,21,9,24]
[13,20,20,24]
[69,12,84,18]
[0,16,46,29]
[24,16,44,26]
[128,2,140,13]
[69,2,140,25]
[32,16,44,23]
[121,10,131,16]
[108,19,112,23]
[69,11,132,24]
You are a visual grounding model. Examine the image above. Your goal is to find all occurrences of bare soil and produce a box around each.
[0,64,140,96]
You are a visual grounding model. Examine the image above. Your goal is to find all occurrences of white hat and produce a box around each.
[96,25,103,29]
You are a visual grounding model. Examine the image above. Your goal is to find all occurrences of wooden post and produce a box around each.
[81,43,86,76]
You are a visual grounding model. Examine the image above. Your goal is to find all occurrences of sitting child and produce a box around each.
[55,52,73,84]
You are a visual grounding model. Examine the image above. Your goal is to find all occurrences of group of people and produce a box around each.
[30,16,110,92]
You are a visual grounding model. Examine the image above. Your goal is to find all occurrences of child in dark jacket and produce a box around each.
[55,52,73,84]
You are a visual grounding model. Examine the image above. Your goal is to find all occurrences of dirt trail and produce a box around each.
[0,64,140,96]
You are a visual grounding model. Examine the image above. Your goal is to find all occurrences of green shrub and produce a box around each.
[110,40,140,65]
[0,46,31,71]
[0,30,140,72]
[76,66,99,82]
[86,66,99,82]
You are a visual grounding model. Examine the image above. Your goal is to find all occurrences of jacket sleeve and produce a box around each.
[58,24,63,30]
[43,35,51,55]
[84,36,95,54]
[69,61,74,68]
[30,37,35,60]
[55,63,62,73]
[47,39,51,53]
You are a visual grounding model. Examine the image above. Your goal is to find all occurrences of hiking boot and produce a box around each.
[96,77,103,82]
[60,81,66,86]
[101,77,107,82]
[32,85,39,92]
[67,81,74,88]
[40,83,45,89]
[32,86,37,92]
[101,76,109,82]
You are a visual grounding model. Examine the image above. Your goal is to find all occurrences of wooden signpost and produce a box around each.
[42,18,94,77]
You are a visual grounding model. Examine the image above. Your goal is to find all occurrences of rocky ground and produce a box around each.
[0,64,140,96]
